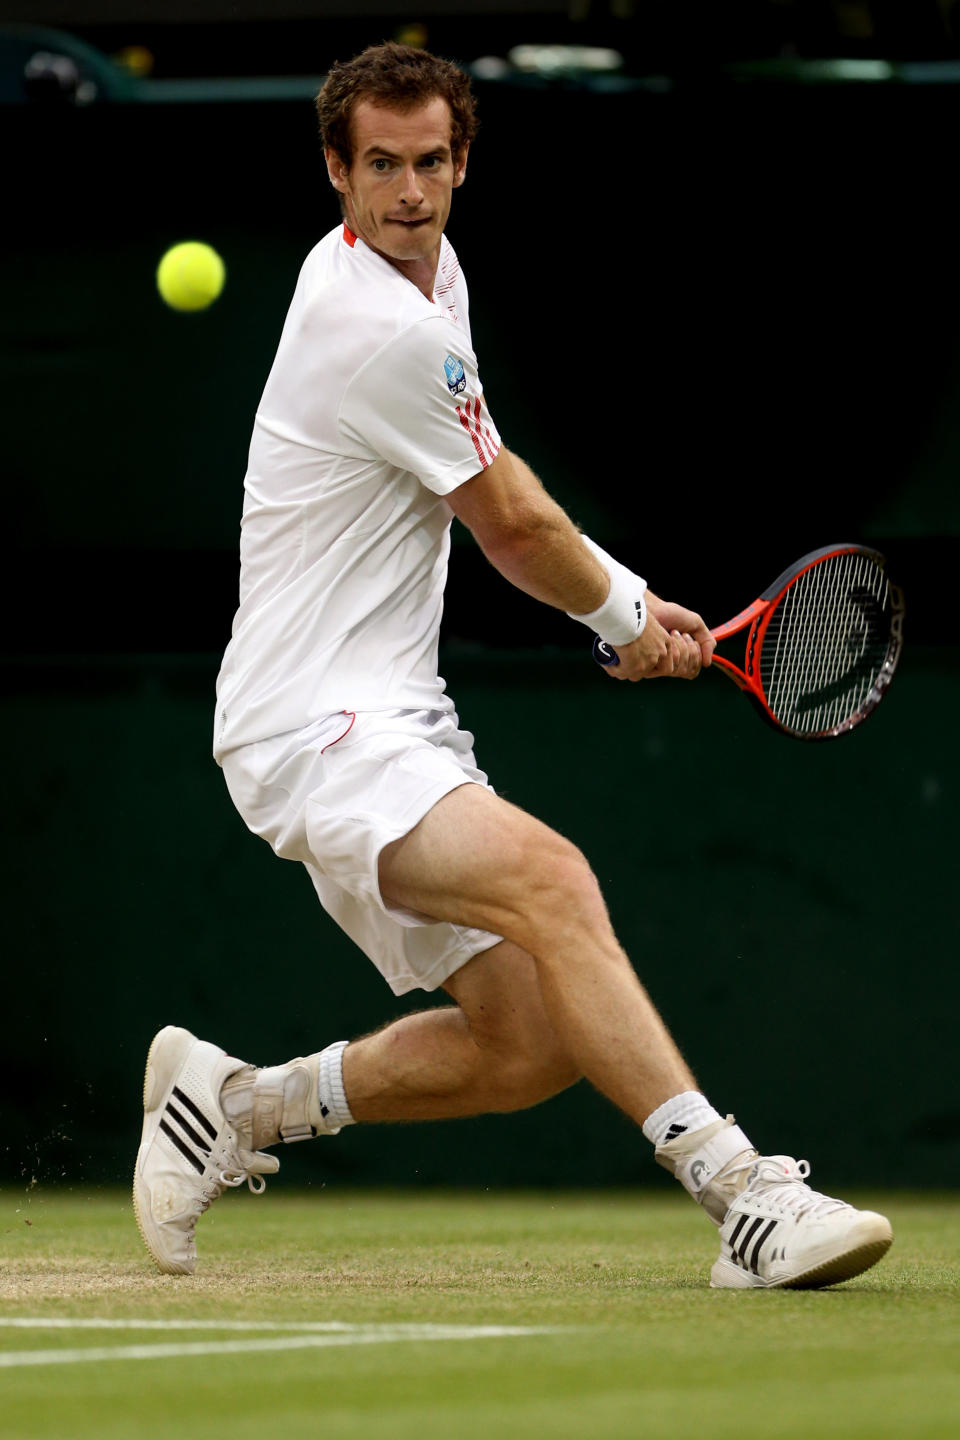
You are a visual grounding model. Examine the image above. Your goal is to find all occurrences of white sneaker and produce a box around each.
[133,1026,279,1275]
[711,1155,893,1289]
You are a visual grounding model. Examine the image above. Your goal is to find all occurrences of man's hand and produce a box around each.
[602,593,716,682]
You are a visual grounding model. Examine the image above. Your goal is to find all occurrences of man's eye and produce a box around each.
[373,158,391,172]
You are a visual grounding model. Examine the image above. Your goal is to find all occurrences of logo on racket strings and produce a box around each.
[793,586,899,717]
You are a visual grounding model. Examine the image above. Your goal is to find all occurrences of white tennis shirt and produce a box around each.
[214,223,501,759]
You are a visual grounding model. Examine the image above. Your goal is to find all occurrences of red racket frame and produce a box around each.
[709,543,904,738]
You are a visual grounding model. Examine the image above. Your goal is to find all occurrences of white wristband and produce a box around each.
[567,535,648,646]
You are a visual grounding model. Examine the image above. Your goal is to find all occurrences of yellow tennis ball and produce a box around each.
[156,241,226,312]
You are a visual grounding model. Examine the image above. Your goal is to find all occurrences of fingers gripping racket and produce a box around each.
[593,544,905,740]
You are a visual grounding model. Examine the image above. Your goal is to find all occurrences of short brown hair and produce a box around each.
[316,42,479,166]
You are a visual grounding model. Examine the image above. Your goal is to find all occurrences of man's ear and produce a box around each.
[452,143,470,189]
[325,148,350,193]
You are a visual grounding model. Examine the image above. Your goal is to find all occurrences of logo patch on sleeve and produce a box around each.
[443,353,467,395]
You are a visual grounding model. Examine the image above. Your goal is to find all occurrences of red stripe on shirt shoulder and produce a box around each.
[457,405,488,468]
[343,224,357,248]
[457,398,498,469]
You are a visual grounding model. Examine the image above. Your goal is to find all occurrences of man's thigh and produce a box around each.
[223,706,504,996]
[378,782,592,943]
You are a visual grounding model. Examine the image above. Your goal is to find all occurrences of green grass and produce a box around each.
[1,1187,958,1440]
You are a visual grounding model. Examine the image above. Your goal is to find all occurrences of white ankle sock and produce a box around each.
[317,1041,355,1132]
[642,1091,724,1148]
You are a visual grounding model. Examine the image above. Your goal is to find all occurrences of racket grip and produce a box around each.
[592,636,620,667]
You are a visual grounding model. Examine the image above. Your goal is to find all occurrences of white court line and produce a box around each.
[0,1319,562,1369]
[1,1319,415,1333]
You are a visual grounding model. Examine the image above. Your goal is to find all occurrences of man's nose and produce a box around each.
[398,166,424,206]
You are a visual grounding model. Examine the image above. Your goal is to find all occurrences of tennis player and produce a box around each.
[134,43,892,1289]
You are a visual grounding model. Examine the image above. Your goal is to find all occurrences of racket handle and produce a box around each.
[592,631,722,668]
[592,636,620,667]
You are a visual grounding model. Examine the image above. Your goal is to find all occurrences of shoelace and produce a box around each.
[196,1150,271,1215]
[220,1168,268,1196]
[737,1155,849,1220]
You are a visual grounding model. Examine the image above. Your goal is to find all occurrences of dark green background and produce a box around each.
[2,26,957,1191]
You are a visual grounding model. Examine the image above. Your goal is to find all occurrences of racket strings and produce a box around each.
[760,553,892,737]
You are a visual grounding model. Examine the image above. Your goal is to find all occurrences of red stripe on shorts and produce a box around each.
[321,711,356,753]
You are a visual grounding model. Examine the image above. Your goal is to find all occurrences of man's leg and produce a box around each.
[135,781,892,1286]
[373,782,697,1127]
[343,939,581,1122]
[369,783,892,1289]
[214,782,706,1149]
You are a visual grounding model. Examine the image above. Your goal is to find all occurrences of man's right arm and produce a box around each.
[446,447,710,680]
[446,446,609,616]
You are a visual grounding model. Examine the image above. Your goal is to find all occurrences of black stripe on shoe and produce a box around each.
[160,1117,206,1175]
[748,1219,780,1275]
[172,1086,219,1142]
[166,1101,213,1160]
[736,1217,766,1268]
[726,1213,751,1261]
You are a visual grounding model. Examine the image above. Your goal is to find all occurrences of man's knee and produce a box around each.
[445,940,582,1109]
[484,1045,581,1112]
[509,831,609,950]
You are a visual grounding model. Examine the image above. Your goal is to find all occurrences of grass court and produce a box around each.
[1,1186,958,1439]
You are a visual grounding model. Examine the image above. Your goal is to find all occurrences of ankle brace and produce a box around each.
[655,1114,757,1224]
[221,1047,350,1149]
[250,1060,323,1144]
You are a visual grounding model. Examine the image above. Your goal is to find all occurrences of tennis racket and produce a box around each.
[593,544,905,740]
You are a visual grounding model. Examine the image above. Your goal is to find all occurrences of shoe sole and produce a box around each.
[132,1026,200,1276]
[711,1222,893,1290]
[777,1232,893,1290]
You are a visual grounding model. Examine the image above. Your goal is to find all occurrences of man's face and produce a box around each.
[326,96,468,267]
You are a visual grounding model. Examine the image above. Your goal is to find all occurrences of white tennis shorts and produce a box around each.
[220,706,503,995]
